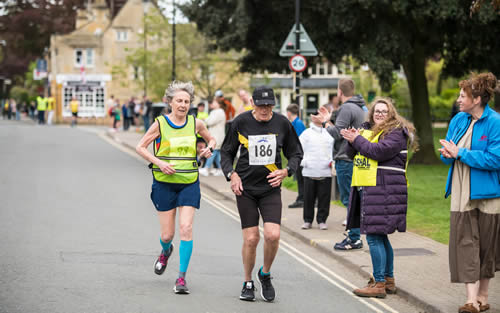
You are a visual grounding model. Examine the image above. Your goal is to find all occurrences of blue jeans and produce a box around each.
[204,149,221,168]
[335,160,360,241]
[366,234,394,282]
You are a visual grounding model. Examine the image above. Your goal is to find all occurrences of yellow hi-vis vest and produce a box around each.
[351,129,409,187]
[37,96,48,111]
[47,97,55,110]
[351,130,383,187]
[152,115,199,184]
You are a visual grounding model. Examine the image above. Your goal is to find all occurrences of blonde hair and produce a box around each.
[368,97,419,152]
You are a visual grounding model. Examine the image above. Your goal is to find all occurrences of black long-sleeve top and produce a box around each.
[220,111,303,192]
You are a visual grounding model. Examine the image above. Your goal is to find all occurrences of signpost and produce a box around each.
[289,54,307,72]
[279,0,318,118]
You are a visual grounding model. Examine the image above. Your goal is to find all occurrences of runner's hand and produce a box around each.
[200,146,213,159]
[157,160,176,175]
[230,172,244,196]
[267,169,287,187]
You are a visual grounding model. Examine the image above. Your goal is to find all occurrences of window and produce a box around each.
[75,49,83,66]
[116,30,128,42]
[74,48,94,67]
[86,48,93,67]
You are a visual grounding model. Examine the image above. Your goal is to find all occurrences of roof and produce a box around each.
[106,0,128,18]
[250,77,339,89]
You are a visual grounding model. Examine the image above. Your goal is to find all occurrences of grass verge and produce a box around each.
[282,127,452,244]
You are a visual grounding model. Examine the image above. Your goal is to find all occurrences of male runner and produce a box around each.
[220,86,303,302]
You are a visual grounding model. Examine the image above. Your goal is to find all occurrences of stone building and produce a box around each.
[49,0,162,123]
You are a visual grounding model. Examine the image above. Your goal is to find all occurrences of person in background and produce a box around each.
[113,100,121,130]
[29,100,36,120]
[439,72,499,313]
[47,95,55,125]
[128,97,136,128]
[344,97,417,299]
[200,98,226,176]
[10,98,18,121]
[107,95,115,114]
[122,100,130,131]
[286,103,306,208]
[299,113,334,230]
[312,78,368,251]
[196,102,208,120]
[142,95,153,131]
[36,94,47,125]
[134,97,142,131]
[237,89,254,115]
[329,94,341,122]
[69,96,79,127]
[215,89,236,122]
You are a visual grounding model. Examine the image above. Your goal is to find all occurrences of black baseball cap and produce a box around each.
[252,86,276,106]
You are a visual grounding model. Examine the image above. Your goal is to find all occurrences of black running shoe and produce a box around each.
[173,277,190,294]
[154,244,174,275]
[239,280,256,301]
[333,234,363,251]
[256,270,275,302]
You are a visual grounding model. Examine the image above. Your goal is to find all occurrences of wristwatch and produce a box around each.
[227,170,235,180]
[209,147,214,153]
[285,166,293,177]
[321,121,327,128]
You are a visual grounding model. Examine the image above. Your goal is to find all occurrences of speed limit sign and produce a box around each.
[289,54,307,72]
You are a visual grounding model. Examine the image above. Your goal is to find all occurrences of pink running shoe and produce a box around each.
[173,277,190,294]
[154,244,173,275]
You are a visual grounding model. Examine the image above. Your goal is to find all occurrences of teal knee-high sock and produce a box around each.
[160,237,172,254]
[179,240,193,275]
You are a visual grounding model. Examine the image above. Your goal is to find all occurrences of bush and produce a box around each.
[9,86,30,103]
[429,88,459,122]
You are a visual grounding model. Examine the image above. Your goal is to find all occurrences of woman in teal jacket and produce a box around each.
[439,72,500,313]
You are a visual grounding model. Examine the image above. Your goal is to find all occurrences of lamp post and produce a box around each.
[172,0,176,81]
[143,0,150,97]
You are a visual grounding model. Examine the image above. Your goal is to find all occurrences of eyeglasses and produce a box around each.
[374,110,389,115]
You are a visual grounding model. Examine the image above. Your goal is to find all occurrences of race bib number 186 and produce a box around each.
[248,134,277,165]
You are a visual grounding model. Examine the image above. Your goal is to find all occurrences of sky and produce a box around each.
[157,0,190,23]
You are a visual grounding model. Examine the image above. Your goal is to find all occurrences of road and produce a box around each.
[0,120,420,313]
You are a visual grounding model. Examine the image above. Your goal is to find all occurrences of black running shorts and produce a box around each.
[236,188,282,229]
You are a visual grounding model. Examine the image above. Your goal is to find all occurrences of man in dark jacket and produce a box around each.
[312,78,368,250]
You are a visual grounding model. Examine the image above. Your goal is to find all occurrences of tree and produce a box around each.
[181,0,500,164]
[111,12,248,101]
[0,0,85,80]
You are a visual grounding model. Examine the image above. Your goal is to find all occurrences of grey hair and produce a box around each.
[164,81,195,104]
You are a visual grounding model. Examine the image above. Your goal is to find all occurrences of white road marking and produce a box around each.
[201,192,400,313]
[98,132,400,313]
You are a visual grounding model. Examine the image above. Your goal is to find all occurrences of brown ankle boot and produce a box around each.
[385,276,396,294]
[353,278,387,298]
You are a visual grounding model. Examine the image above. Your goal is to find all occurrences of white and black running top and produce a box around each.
[221,110,303,193]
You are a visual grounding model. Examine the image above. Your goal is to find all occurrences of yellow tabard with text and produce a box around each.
[351,130,383,187]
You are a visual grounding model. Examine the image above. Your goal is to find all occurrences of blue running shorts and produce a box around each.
[150,179,201,212]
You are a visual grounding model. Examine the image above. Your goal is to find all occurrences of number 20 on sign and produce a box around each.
[289,54,307,72]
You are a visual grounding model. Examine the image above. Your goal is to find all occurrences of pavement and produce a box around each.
[107,128,500,313]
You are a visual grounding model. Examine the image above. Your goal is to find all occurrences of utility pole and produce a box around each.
[294,0,301,118]
[172,0,176,81]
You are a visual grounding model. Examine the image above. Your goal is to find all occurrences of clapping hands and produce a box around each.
[341,128,360,143]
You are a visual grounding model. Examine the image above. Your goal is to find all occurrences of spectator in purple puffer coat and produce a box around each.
[341,97,419,299]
